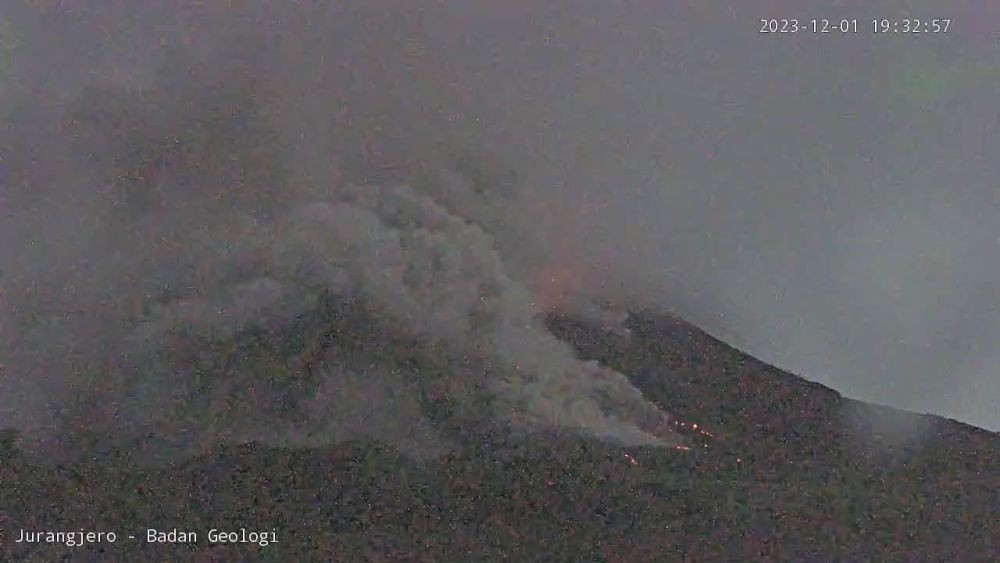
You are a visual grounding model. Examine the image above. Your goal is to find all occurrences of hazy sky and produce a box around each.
[1,1,997,432]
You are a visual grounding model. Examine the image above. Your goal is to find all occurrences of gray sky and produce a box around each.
[1,1,998,432]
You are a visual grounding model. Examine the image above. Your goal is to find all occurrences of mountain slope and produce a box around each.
[2,311,997,561]
[553,311,999,559]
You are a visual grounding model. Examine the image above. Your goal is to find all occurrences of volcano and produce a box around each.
[2,31,997,561]
[2,310,997,561]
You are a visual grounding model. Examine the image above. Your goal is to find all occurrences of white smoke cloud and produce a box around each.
[266,182,675,445]
[0,29,678,462]
[112,178,679,459]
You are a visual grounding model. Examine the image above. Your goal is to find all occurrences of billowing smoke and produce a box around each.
[0,20,677,462]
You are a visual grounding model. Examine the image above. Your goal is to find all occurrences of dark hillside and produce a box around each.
[2,312,997,561]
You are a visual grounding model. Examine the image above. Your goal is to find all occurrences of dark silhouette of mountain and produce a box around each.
[2,311,997,561]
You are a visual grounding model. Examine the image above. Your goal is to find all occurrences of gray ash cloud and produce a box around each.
[0,33,677,462]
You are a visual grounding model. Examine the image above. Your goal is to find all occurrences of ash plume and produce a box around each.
[0,33,677,462]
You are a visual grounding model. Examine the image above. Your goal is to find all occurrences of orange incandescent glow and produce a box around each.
[531,261,584,315]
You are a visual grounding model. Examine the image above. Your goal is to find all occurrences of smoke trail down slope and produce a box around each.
[0,41,679,461]
[265,181,680,447]
[108,176,681,459]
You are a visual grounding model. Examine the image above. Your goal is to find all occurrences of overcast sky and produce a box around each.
[1,1,997,432]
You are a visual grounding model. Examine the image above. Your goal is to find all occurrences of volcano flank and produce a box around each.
[3,310,997,561]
